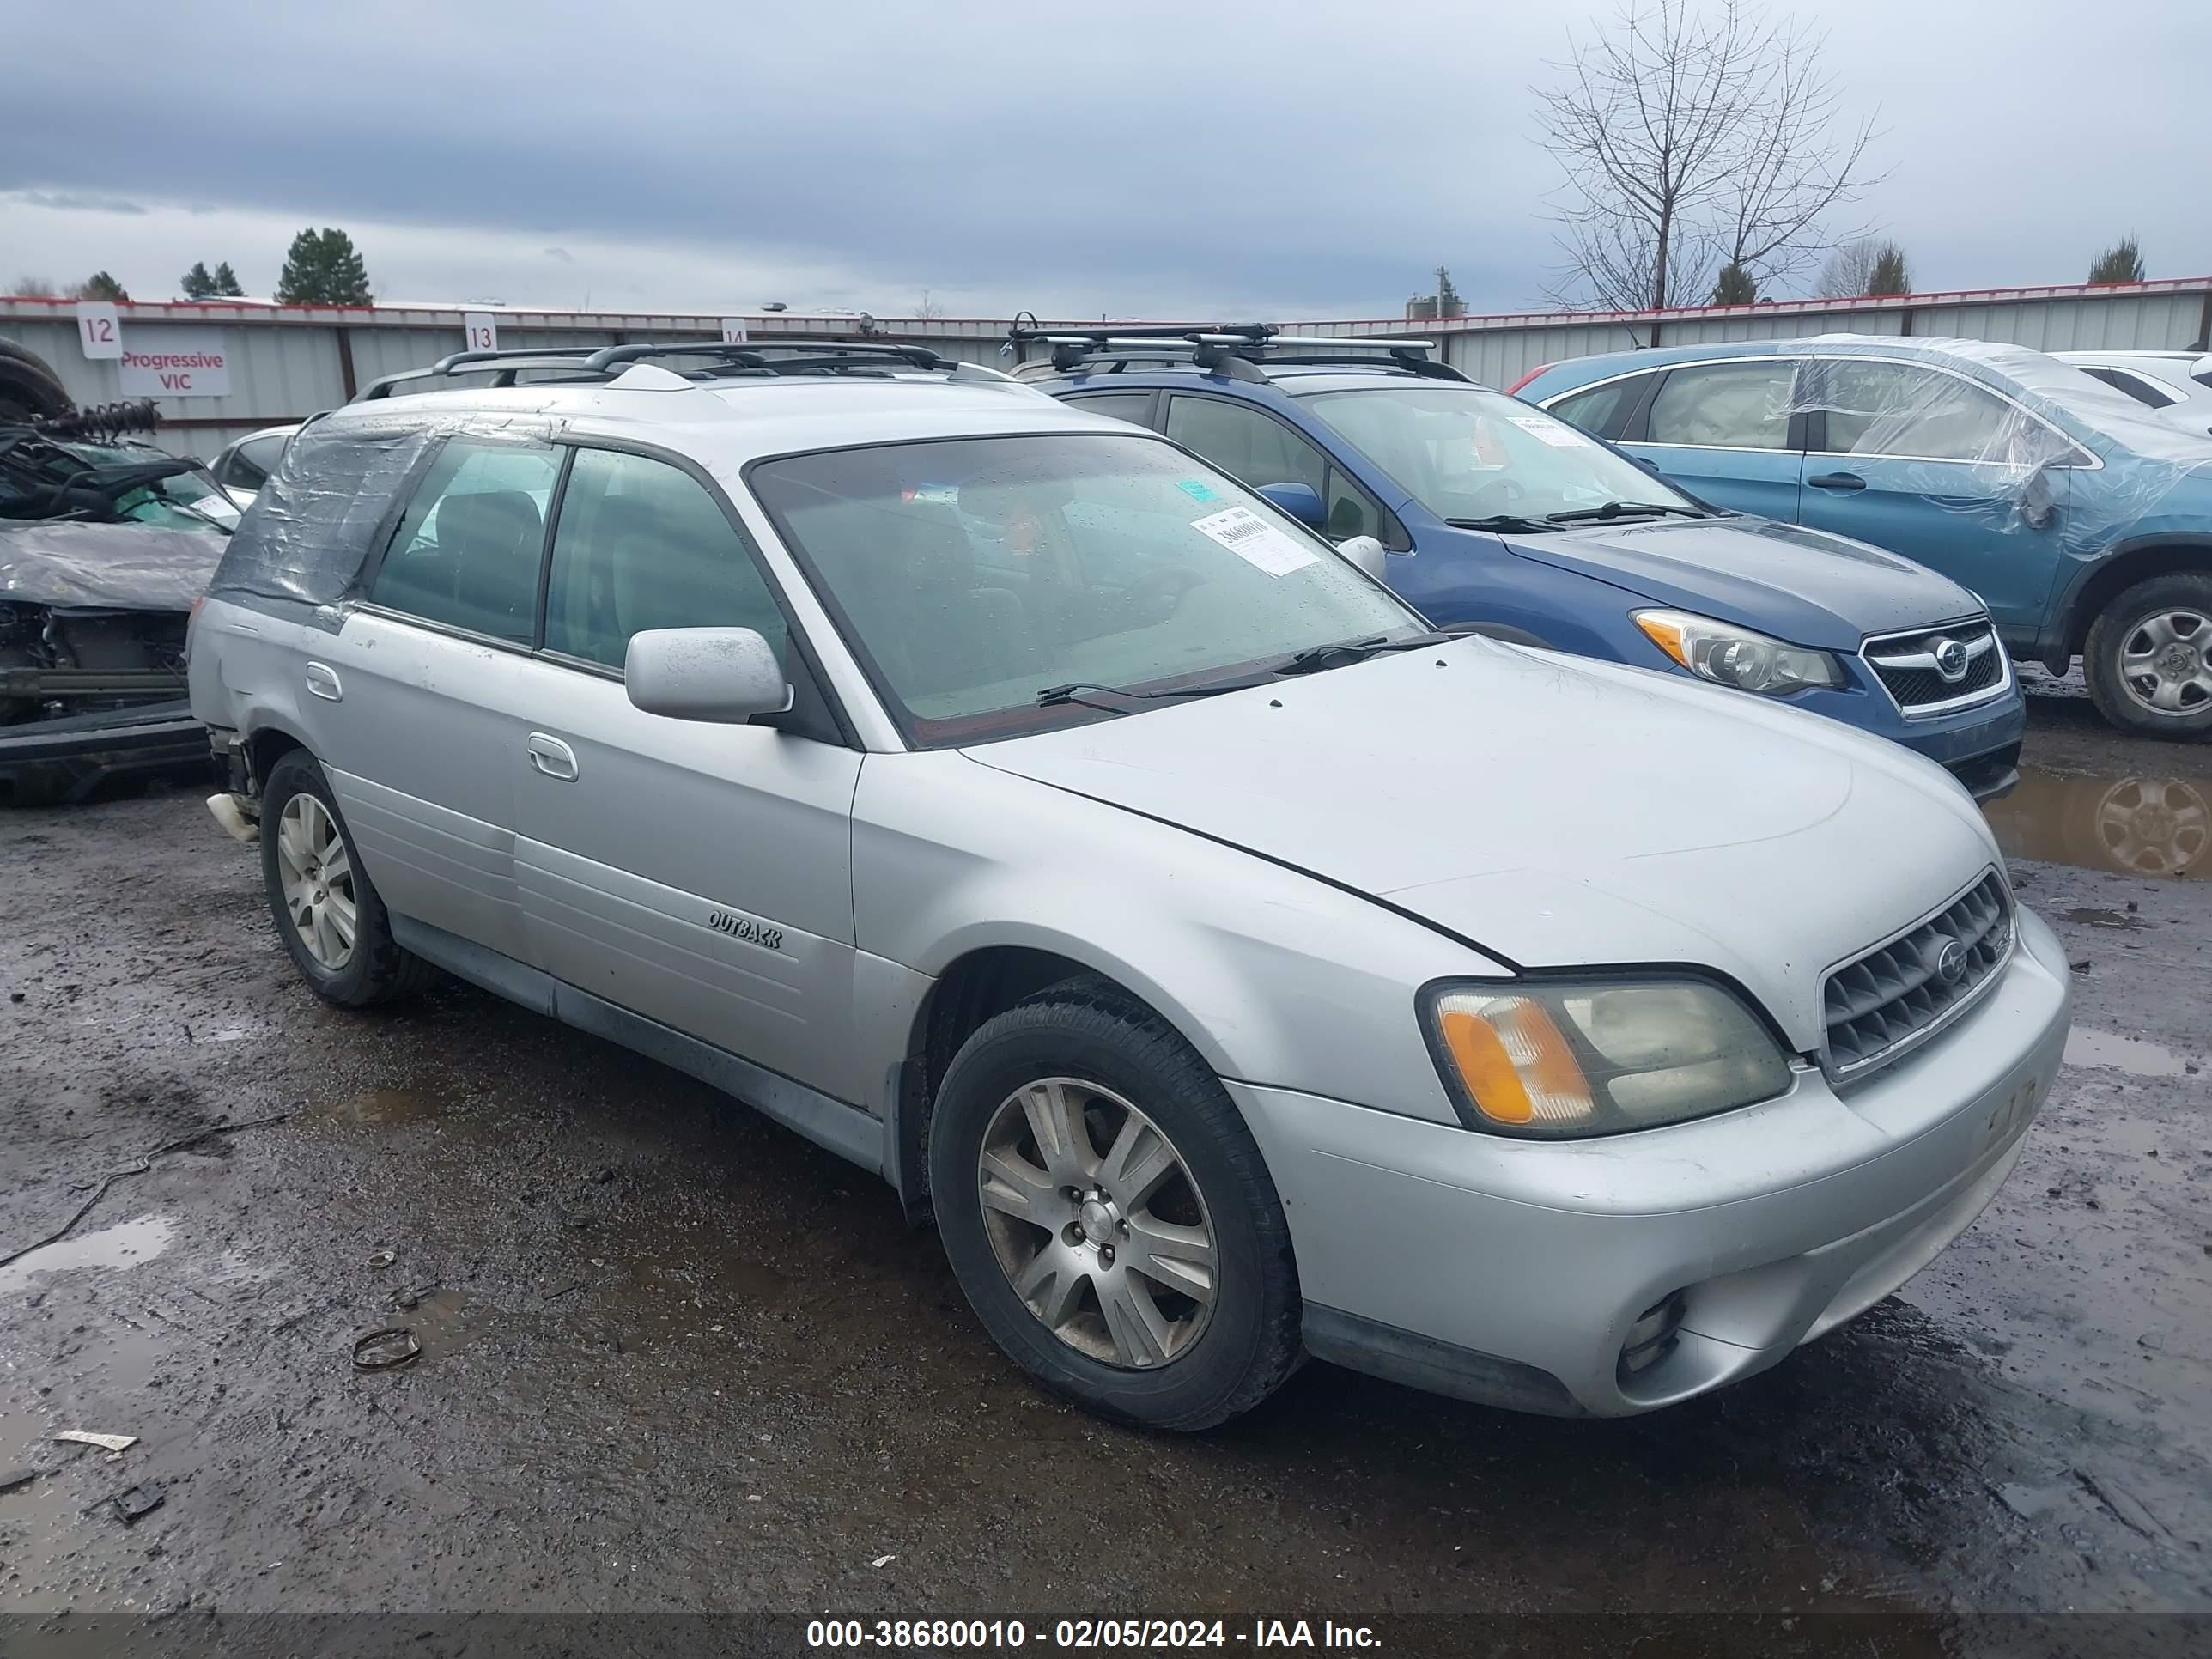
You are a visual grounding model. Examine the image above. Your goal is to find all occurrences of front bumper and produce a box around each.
[0,699,212,804]
[1231,908,2071,1417]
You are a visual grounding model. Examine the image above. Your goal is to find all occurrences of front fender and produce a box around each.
[852,750,1506,1128]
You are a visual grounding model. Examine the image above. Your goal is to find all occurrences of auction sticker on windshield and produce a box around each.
[1189,506,1319,576]
[1508,414,1590,447]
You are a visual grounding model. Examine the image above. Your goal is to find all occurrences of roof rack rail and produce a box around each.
[1004,322,1466,382]
[350,337,1016,404]
[584,339,952,374]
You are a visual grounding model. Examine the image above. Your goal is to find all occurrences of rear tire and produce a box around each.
[2084,574,2212,740]
[928,976,1302,1431]
[258,749,437,1006]
[0,341,72,425]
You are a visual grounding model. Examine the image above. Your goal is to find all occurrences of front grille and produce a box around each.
[1823,871,2013,1079]
[1863,623,2008,714]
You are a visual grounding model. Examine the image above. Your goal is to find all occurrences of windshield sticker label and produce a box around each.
[1176,478,1223,502]
[1189,506,1320,576]
[1508,415,1591,448]
[901,483,958,505]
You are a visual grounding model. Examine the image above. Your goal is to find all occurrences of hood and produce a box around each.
[1493,515,1983,650]
[967,640,2000,1051]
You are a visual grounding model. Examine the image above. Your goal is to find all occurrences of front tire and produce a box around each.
[928,977,1302,1431]
[2084,574,2212,740]
[258,749,437,1006]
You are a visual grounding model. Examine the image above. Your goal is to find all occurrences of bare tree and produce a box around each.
[1817,236,1910,297]
[1536,0,1880,311]
[9,275,62,298]
[915,289,946,320]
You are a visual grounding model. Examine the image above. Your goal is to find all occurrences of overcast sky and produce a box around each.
[3,0,2205,320]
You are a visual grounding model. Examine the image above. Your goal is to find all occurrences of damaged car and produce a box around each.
[2,409,230,805]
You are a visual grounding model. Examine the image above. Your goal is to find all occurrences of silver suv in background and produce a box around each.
[187,341,2070,1428]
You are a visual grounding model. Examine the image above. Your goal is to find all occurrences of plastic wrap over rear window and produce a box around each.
[203,416,443,628]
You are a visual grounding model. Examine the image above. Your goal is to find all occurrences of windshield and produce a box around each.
[749,433,1422,744]
[1300,385,1705,525]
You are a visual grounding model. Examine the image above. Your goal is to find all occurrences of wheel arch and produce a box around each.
[241,716,314,795]
[2051,538,2212,666]
[890,938,1222,1226]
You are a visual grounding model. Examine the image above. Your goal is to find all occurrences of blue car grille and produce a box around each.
[1823,871,2014,1078]
[1862,623,2008,714]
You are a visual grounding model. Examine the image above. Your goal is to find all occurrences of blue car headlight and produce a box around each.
[1635,609,1844,696]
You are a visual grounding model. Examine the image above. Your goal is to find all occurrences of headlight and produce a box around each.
[1634,609,1844,696]
[1422,978,1792,1139]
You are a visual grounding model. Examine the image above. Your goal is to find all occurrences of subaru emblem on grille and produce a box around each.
[1932,637,1970,683]
[1934,938,1970,983]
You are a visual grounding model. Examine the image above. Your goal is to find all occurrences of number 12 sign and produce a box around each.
[78,302,122,360]
[464,313,499,355]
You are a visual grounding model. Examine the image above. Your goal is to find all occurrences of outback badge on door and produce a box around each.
[708,908,785,952]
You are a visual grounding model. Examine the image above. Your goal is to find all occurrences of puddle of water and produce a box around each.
[317,1086,447,1127]
[1983,767,2212,879]
[2062,1028,2193,1077]
[0,1214,176,1298]
[2059,906,2146,929]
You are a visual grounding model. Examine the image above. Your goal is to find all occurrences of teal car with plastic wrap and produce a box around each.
[1516,336,2212,740]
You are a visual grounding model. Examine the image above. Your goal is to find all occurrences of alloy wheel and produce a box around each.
[975,1077,1218,1370]
[2117,608,2212,716]
[275,793,356,969]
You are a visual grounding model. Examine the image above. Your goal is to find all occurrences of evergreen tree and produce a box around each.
[1711,262,1758,305]
[181,261,218,299]
[79,271,130,302]
[275,228,372,305]
[1866,243,1911,296]
[2087,235,2145,284]
[212,262,245,296]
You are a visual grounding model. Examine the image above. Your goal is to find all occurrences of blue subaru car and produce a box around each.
[1516,335,2212,741]
[1014,325,2026,799]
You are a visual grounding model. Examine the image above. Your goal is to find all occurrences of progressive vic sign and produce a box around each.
[115,327,233,398]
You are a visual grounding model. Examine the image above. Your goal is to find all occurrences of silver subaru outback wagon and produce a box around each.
[188,342,2071,1429]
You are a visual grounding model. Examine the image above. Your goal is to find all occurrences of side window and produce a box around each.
[223,434,287,490]
[369,438,562,642]
[543,447,788,672]
[1820,362,2046,464]
[2076,366,2178,409]
[1064,392,1156,427]
[1547,374,1649,439]
[1644,362,1797,451]
[1165,396,1330,496]
[1323,466,1381,540]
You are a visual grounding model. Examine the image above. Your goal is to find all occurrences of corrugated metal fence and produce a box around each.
[7,277,2209,459]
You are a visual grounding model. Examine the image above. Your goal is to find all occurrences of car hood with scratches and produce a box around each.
[966,636,2001,1052]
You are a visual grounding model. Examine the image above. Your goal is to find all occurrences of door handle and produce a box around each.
[1807,471,1867,491]
[526,732,579,781]
[305,662,343,702]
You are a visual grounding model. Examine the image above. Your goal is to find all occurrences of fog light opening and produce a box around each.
[1618,1291,1686,1382]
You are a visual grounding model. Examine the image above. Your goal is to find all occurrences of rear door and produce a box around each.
[1795,358,2074,630]
[509,443,866,1103]
[323,433,564,960]
[1618,357,1807,521]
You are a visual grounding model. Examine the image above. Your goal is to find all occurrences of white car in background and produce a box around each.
[2057,350,2212,436]
[207,423,300,510]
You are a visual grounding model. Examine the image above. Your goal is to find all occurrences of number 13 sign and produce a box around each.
[78,302,122,360]
[464,313,498,354]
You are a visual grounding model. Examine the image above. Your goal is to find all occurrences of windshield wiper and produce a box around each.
[1035,680,1261,709]
[1543,501,1706,524]
[1447,514,1553,533]
[1275,630,1456,675]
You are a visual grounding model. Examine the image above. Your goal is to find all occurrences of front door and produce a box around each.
[1795,359,2073,632]
[1623,357,1806,522]
[511,444,866,1104]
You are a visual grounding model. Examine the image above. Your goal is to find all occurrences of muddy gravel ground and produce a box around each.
[3,677,2209,1656]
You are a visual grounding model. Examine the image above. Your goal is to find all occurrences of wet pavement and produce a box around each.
[2,676,2209,1650]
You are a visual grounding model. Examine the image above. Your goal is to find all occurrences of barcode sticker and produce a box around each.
[1189,507,1319,576]
[1508,414,1590,448]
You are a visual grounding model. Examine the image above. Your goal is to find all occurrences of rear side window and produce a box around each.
[1645,362,1797,451]
[370,438,562,643]
[1819,362,2044,463]
[1063,392,1156,426]
[542,447,788,671]
[2074,365,2179,409]
[222,434,288,490]
[1547,374,1647,438]
[1166,397,1330,495]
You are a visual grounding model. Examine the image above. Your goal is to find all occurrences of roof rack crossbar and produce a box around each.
[355,357,619,402]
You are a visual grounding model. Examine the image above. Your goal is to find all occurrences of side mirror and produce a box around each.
[1336,534,1389,580]
[624,627,793,724]
[1255,481,1327,532]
